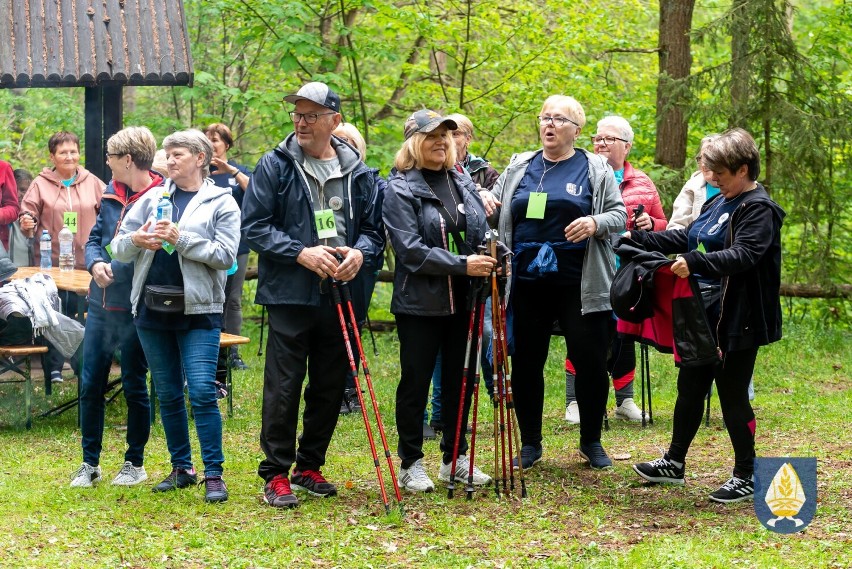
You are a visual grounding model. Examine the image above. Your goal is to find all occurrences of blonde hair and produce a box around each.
[107,126,157,170]
[394,131,457,172]
[540,95,586,128]
[446,113,474,138]
[333,123,367,159]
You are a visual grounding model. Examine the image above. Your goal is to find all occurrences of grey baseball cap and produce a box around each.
[403,109,457,140]
[283,82,341,112]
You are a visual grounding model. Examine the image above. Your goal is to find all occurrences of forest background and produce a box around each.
[0,0,849,319]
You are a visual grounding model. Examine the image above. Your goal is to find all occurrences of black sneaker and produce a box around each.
[229,355,248,370]
[633,455,685,485]
[152,467,197,492]
[709,475,754,503]
[512,445,543,470]
[578,441,613,470]
[339,389,362,415]
[422,422,437,440]
[202,476,228,503]
[264,474,299,508]
[290,469,338,497]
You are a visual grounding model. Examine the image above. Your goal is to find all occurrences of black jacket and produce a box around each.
[383,167,489,316]
[242,134,384,309]
[630,185,785,353]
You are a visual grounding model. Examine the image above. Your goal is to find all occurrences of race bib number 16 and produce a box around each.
[315,208,337,239]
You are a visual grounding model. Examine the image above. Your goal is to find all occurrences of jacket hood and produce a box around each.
[106,171,165,203]
[742,185,786,222]
[275,132,365,176]
[38,166,96,186]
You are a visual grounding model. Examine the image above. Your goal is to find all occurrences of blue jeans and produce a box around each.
[80,305,150,467]
[137,326,224,476]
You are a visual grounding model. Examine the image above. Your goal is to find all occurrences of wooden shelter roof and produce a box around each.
[0,0,193,88]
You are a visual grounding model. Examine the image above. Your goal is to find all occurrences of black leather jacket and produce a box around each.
[242,134,384,309]
[631,185,785,353]
[383,167,489,316]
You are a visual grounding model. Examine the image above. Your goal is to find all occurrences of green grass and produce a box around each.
[1,285,850,568]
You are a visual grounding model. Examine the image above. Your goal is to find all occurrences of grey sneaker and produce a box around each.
[398,459,435,493]
[70,463,102,488]
[615,398,647,422]
[438,455,491,486]
[111,461,148,486]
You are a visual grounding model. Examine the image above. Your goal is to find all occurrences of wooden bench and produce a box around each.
[149,333,251,423]
[0,344,49,429]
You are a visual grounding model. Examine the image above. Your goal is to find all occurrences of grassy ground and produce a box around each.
[0,284,850,568]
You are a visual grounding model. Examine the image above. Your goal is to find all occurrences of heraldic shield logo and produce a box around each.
[754,458,817,533]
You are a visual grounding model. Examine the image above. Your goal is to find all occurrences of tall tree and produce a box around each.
[655,0,696,168]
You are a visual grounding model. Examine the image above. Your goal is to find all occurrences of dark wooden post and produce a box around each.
[84,85,123,182]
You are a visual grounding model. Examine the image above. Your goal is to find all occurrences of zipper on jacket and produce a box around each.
[714,202,745,359]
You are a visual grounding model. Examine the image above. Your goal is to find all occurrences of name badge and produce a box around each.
[526,193,547,219]
[315,208,337,239]
[63,211,79,233]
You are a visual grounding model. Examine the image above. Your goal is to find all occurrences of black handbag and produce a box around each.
[143,285,185,313]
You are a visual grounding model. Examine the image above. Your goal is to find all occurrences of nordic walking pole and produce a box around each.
[448,277,486,498]
[489,236,510,496]
[337,280,404,509]
[466,297,488,500]
[496,276,527,499]
[330,280,394,514]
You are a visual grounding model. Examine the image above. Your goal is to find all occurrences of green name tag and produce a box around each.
[63,211,79,233]
[697,242,707,253]
[315,208,337,239]
[526,193,547,219]
[105,243,113,259]
[448,231,466,255]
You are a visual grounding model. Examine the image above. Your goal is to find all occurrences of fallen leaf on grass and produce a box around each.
[612,452,632,460]
[382,541,398,553]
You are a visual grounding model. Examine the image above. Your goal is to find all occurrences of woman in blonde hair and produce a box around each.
[383,110,495,492]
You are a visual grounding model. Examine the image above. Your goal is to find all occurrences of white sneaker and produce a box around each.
[565,401,580,424]
[111,461,148,486]
[51,371,64,384]
[438,455,491,486]
[398,459,435,493]
[70,463,102,488]
[615,398,647,422]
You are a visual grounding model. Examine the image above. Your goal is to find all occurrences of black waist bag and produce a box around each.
[144,285,185,313]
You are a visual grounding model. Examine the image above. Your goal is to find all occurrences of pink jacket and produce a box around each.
[21,167,106,269]
[0,160,20,250]
[620,161,667,231]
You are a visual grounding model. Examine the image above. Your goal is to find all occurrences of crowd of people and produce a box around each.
[0,80,784,509]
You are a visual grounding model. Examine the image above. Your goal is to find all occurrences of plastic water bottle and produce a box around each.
[39,230,52,269]
[156,191,175,254]
[156,191,173,222]
[58,225,74,271]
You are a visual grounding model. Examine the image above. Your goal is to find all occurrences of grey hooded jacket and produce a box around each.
[490,148,626,314]
[111,178,240,316]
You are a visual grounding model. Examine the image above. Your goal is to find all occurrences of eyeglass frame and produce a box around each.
[105,152,124,161]
[537,115,580,128]
[590,135,629,147]
[289,111,337,124]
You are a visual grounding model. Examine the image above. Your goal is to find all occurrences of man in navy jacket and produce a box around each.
[243,82,384,508]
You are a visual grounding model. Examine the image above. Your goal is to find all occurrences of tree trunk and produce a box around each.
[730,0,750,125]
[655,0,696,168]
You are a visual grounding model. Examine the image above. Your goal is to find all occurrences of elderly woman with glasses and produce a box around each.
[112,129,240,503]
[480,95,626,470]
[383,110,496,493]
[564,116,668,424]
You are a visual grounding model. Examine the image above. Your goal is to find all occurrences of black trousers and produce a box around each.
[257,302,349,481]
[512,280,611,447]
[668,347,758,477]
[395,311,474,468]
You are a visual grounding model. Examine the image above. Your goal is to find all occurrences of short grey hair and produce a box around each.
[107,126,157,170]
[162,129,214,177]
[597,115,634,143]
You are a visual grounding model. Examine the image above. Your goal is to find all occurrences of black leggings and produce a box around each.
[511,280,611,447]
[667,347,758,477]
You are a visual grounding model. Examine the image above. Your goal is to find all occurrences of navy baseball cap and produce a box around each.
[404,110,457,140]
[284,82,341,112]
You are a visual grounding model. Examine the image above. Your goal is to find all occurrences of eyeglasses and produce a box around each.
[538,116,580,128]
[289,111,336,124]
[105,152,123,160]
[591,135,628,147]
